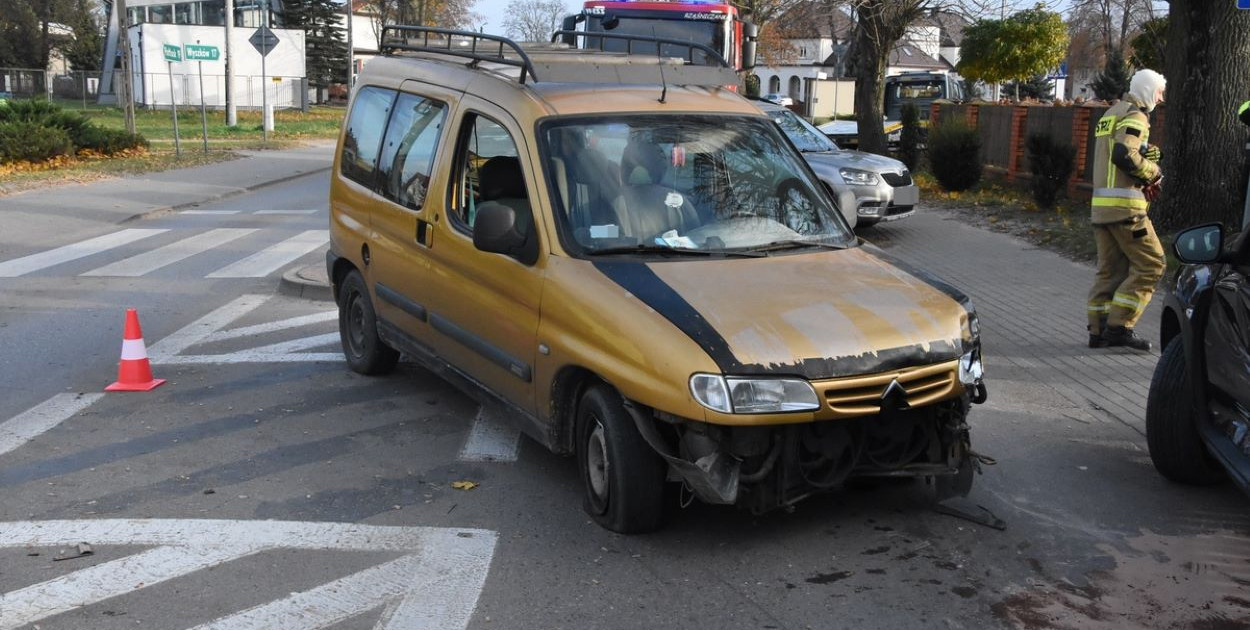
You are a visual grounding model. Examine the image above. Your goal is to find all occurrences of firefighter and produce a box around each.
[1086,69,1167,352]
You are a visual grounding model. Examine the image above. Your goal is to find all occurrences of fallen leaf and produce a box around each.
[451,481,479,491]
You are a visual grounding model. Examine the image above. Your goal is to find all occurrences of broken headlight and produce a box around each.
[690,374,820,414]
[958,348,984,386]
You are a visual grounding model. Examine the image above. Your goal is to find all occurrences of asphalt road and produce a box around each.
[1,173,1247,630]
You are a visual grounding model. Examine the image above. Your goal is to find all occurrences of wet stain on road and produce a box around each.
[806,570,853,584]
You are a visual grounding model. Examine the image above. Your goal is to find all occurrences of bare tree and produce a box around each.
[502,0,566,42]
[366,0,482,49]
[845,0,937,154]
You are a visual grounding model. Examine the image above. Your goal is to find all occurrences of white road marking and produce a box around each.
[0,393,104,457]
[206,230,328,278]
[203,311,338,343]
[81,228,258,277]
[180,210,241,215]
[148,295,340,365]
[147,294,270,362]
[0,229,167,277]
[0,519,497,630]
[459,407,521,462]
[254,209,319,215]
[0,544,258,629]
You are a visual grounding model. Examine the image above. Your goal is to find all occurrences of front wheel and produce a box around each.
[338,270,399,375]
[1145,337,1223,484]
[576,384,666,534]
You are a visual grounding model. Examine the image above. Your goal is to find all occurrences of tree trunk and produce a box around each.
[851,24,888,156]
[1152,0,1250,231]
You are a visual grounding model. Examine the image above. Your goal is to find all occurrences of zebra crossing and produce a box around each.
[0,226,328,279]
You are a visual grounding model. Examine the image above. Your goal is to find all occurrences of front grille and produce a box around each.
[816,360,961,419]
[882,171,913,187]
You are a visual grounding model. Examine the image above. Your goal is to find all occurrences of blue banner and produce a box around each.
[1240,0,1250,10]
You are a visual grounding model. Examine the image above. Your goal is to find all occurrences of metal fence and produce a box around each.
[1,67,308,111]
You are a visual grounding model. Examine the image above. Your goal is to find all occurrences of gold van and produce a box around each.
[328,27,988,533]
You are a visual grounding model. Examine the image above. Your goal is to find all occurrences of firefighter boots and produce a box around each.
[1103,326,1152,352]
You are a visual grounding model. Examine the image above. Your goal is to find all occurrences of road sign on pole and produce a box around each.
[184,44,220,62]
[249,26,280,56]
[163,43,182,62]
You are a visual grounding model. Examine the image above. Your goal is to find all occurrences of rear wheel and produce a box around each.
[576,384,666,534]
[338,270,399,375]
[1146,337,1224,484]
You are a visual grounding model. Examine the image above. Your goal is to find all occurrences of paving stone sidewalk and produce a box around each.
[867,209,1160,436]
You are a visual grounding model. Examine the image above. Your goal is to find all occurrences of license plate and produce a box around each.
[892,185,919,206]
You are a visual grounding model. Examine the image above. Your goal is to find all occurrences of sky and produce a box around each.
[474,0,580,37]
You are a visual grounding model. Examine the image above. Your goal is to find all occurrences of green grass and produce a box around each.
[1,100,344,193]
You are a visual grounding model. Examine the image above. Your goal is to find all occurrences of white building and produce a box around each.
[754,2,969,118]
[100,0,306,108]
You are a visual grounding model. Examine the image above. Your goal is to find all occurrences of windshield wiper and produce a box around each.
[586,244,764,258]
[748,239,848,253]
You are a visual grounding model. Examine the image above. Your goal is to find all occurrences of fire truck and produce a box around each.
[559,0,757,70]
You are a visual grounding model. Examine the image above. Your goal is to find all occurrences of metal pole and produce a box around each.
[261,1,269,145]
[345,0,354,91]
[168,61,181,157]
[198,58,209,153]
[116,0,136,134]
[225,0,235,126]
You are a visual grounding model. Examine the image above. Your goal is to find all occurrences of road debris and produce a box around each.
[451,481,479,490]
[52,543,93,561]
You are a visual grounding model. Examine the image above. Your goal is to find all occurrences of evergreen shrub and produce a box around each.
[898,103,922,171]
[1026,133,1075,208]
[0,121,73,163]
[927,120,982,192]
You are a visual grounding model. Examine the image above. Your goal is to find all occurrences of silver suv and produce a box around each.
[758,102,918,228]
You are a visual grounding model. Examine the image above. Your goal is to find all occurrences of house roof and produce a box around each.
[772,1,854,40]
[888,39,948,70]
[916,10,970,47]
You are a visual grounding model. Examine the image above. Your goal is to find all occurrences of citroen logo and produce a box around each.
[881,378,910,409]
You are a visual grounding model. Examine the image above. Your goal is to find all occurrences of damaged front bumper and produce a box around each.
[626,377,988,513]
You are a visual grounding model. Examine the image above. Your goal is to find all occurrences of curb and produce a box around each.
[120,165,333,224]
[278,264,334,302]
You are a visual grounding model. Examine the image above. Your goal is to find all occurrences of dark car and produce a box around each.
[1146,223,1250,494]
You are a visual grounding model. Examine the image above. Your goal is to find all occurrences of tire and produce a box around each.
[1145,337,1224,484]
[338,270,399,375]
[576,383,667,534]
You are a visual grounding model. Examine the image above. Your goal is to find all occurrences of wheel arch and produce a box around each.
[330,256,359,305]
[549,365,601,456]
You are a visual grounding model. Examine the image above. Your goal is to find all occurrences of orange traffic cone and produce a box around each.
[106,308,166,392]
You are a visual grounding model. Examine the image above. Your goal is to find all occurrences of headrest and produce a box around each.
[621,140,667,185]
[479,156,526,200]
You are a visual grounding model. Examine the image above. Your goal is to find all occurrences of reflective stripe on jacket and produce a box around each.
[1090,96,1160,224]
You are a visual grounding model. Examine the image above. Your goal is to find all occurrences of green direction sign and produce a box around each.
[162,43,181,62]
[184,44,220,62]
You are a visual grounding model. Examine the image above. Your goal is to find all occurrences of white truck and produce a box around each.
[818,72,965,149]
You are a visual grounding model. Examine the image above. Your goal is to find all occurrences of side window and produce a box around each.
[377,93,446,210]
[452,114,526,232]
[340,86,395,188]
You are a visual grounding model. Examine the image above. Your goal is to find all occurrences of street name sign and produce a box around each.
[184,44,220,61]
[249,26,280,55]
[162,43,181,62]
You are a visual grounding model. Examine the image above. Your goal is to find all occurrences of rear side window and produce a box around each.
[340,86,395,188]
[377,93,447,210]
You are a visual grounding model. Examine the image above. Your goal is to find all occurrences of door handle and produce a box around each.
[416,219,433,247]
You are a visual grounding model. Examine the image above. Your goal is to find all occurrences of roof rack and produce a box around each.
[380,26,538,84]
[549,31,729,68]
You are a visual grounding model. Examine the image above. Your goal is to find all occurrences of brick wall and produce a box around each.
[930,102,1168,199]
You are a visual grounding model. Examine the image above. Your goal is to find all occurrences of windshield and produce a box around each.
[768,108,838,153]
[586,16,725,65]
[541,115,854,257]
[884,78,945,120]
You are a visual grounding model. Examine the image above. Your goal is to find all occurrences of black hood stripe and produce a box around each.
[593,260,743,373]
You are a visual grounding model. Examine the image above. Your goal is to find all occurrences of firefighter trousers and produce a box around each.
[1087,214,1165,333]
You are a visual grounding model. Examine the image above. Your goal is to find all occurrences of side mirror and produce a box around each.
[473,202,538,265]
[1173,223,1224,264]
[559,15,580,45]
[740,22,758,71]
